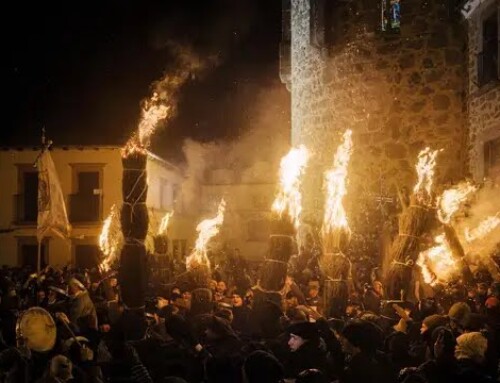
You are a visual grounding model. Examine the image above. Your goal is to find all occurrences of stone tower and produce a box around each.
[281,0,468,227]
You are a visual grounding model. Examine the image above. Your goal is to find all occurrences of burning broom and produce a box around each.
[385,148,440,300]
[320,130,353,318]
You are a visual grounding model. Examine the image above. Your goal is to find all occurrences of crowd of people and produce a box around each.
[1,247,500,383]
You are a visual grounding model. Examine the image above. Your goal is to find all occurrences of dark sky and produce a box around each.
[4,0,286,160]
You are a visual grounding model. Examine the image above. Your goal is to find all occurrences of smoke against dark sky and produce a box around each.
[4,0,287,161]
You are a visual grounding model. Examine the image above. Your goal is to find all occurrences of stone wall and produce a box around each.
[290,0,468,227]
[466,3,500,182]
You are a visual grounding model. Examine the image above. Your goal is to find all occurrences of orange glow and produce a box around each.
[186,198,226,271]
[272,145,309,228]
[138,93,170,147]
[322,129,352,237]
[99,205,123,272]
[417,234,458,285]
[437,182,476,224]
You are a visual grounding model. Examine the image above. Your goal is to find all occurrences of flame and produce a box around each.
[99,205,123,272]
[272,145,309,228]
[322,130,352,236]
[417,234,458,285]
[158,211,174,236]
[437,182,476,223]
[465,213,500,242]
[413,147,441,200]
[186,198,226,270]
[138,93,170,147]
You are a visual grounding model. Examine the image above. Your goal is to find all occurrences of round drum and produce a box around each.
[16,307,56,352]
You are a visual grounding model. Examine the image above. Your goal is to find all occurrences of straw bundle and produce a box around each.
[119,243,147,309]
[321,252,351,318]
[385,194,433,299]
[259,234,294,291]
[119,150,149,313]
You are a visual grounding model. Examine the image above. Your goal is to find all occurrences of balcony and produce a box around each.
[13,194,38,225]
[69,194,102,224]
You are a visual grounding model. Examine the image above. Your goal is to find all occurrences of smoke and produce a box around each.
[179,83,290,215]
[454,183,500,258]
[135,43,218,148]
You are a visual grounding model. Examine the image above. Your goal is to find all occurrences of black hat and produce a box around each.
[341,319,382,353]
[244,350,284,383]
[287,321,319,341]
[206,315,236,338]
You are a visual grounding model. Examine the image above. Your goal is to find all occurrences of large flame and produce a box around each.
[322,129,352,235]
[138,93,170,147]
[99,205,123,272]
[158,211,174,236]
[417,234,458,285]
[413,147,440,200]
[465,213,500,242]
[437,182,476,224]
[186,198,226,270]
[272,145,309,228]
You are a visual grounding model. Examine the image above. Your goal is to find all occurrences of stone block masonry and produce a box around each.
[290,0,468,226]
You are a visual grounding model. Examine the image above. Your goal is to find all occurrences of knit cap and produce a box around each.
[455,332,488,362]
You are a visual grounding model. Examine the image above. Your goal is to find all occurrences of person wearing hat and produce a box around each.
[67,276,97,330]
[284,321,327,379]
[454,332,494,383]
[243,350,284,383]
[338,319,394,383]
[203,315,242,359]
[448,302,471,337]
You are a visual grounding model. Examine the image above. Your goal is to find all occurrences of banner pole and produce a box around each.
[37,240,42,273]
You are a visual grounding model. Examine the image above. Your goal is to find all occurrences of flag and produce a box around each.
[37,150,71,241]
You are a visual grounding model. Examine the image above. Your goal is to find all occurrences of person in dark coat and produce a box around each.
[230,289,252,337]
[283,321,327,379]
[203,315,242,359]
[338,319,395,383]
[67,278,97,330]
[407,327,457,383]
[243,350,284,383]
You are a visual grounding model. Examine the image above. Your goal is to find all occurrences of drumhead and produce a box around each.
[18,307,57,352]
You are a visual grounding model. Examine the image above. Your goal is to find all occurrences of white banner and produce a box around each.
[37,150,71,241]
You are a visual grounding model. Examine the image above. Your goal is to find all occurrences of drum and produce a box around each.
[16,307,57,352]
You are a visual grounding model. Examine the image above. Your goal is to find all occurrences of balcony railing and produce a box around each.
[69,194,102,223]
[477,50,499,87]
[13,194,38,224]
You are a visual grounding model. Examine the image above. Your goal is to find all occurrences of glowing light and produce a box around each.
[272,145,309,228]
[322,129,352,235]
[465,214,500,242]
[417,234,458,285]
[413,147,441,199]
[186,198,226,270]
[437,182,476,223]
[99,205,123,272]
[158,211,173,236]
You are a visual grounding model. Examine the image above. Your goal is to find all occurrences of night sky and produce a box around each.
[4,0,286,160]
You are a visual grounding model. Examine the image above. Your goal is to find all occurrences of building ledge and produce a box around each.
[470,79,500,98]
[461,0,497,18]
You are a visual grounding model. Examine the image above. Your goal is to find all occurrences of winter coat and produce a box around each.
[455,358,495,383]
[283,339,328,379]
[69,291,97,329]
[340,351,396,383]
